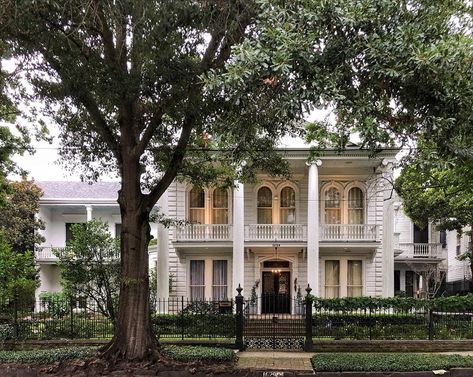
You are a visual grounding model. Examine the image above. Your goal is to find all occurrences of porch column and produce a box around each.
[233,181,245,294]
[307,160,322,296]
[381,160,395,297]
[86,205,93,221]
[157,191,170,300]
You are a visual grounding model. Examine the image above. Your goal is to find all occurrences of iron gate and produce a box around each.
[243,293,306,350]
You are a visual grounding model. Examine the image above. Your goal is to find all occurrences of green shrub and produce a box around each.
[39,292,70,319]
[312,353,473,372]
[0,347,97,364]
[161,345,235,362]
[0,323,13,341]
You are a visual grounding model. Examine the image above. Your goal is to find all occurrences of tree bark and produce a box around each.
[101,158,156,360]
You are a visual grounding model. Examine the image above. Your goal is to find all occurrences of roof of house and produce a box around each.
[37,181,120,200]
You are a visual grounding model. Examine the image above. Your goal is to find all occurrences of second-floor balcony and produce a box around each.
[35,247,63,262]
[174,223,378,243]
[397,243,444,259]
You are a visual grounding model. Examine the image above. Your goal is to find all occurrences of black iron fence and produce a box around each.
[0,296,235,342]
[2,290,473,350]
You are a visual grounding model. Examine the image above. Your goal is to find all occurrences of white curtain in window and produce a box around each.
[212,260,228,300]
[347,260,363,297]
[325,187,341,224]
[280,187,296,224]
[325,260,340,298]
[348,188,364,224]
[190,260,205,300]
[212,189,228,224]
[257,187,273,224]
[189,188,205,224]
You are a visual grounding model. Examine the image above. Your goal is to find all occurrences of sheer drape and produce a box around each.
[280,187,296,224]
[190,260,205,300]
[212,189,228,224]
[347,260,363,297]
[212,260,228,299]
[325,187,341,224]
[348,187,364,224]
[189,188,205,224]
[257,187,273,224]
[325,260,340,298]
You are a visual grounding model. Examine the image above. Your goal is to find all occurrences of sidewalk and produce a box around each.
[237,351,314,372]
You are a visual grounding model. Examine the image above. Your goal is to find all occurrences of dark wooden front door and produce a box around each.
[262,271,291,313]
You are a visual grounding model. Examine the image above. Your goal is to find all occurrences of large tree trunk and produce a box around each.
[101,160,156,360]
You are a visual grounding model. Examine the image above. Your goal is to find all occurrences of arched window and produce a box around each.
[189,187,205,224]
[325,187,341,224]
[348,187,364,224]
[257,187,273,224]
[280,187,296,224]
[212,188,228,224]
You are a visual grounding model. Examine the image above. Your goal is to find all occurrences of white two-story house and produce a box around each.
[34,147,450,310]
[155,147,403,313]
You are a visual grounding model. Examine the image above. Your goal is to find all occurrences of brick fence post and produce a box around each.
[235,284,244,351]
[305,284,313,352]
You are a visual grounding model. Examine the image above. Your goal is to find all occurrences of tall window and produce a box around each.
[212,260,228,299]
[257,187,273,224]
[347,260,363,297]
[115,223,122,239]
[280,187,296,224]
[325,187,341,224]
[190,260,205,300]
[325,260,340,298]
[189,187,205,224]
[212,189,228,224]
[348,187,364,224]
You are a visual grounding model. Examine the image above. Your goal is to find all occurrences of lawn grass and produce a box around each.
[161,345,235,362]
[312,353,473,372]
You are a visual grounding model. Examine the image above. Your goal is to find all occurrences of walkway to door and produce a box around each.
[237,351,314,372]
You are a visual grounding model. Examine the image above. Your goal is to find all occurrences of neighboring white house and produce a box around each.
[34,147,453,309]
[445,227,472,293]
[34,181,158,302]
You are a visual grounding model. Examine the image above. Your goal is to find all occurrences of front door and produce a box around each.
[262,271,291,313]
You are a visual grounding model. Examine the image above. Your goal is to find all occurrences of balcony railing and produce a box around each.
[320,224,378,241]
[244,224,307,242]
[35,247,64,261]
[174,224,232,242]
[397,243,443,259]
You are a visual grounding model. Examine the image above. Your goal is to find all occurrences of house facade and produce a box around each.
[34,148,452,310]
[155,147,446,312]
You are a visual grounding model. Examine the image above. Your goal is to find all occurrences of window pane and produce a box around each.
[325,209,341,224]
[190,260,205,300]
[115,223,121,239]
[212,260,228,300]
[325,260,340,298]
[258,208,272,224]
[348,209,363,224]
[213,189,228,208]
[280,209,296,224]
[348,187,363,208]
[189,188,205,208]
[325,188,340,208]
[257,187,272,207]
[189,209,205,224]
[347,260,363,297]
[280,187,295,208]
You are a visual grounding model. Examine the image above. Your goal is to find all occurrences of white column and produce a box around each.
[381,161,395,297]
[307,160,321,295]
[157,191,170,300]
[86,205,93,221]
[232,181,245,295]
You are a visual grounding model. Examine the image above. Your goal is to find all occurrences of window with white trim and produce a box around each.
[212,189,228,224]
[212,260,228,300]
[280,187,296,224]
[348,187,364,224]
[325,187,341,224]
[189,188,205,224]
[324,258,363,298]
[257,187,273,224]
[190,260,205,300]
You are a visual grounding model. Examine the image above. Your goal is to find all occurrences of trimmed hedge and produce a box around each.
[161,345,235,362]
[0,347,97,364]
[313,294,473,311]
[312,353,473,372]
